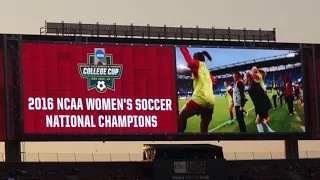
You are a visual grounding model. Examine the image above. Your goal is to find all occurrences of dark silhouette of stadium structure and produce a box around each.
[209,51,300,77]
[0,158,319,179]
[142,144,224,160]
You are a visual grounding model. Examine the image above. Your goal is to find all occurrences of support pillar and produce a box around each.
[285,139,299,159]
[5,140,21,162]
[3,34,22,162]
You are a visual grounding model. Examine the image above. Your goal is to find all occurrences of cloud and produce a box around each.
[177,63,188,70]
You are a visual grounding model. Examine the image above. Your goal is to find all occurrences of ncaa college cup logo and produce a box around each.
[78,48,123,93]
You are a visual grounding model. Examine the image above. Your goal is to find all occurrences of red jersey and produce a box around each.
[280,74,293,96]
[285,82,293,96]
[180,47,216,107]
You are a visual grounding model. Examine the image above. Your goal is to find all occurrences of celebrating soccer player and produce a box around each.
[271,81,278,110]
[245,73,274,133]
[277,83,283,106]
[251,66,267,92]
[224,81,234,121]
[278,83,285,106]
[299,82,304,106]
[186,94,190,101]
[294,82,301,101]
[177,47,217,133]
[232,71,247,132]
[280,73,294,116]
[224,81,248,122]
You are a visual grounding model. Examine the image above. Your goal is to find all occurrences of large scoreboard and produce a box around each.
[0,33,319,141]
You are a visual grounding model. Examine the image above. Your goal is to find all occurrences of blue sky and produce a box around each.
[175,47,292,69]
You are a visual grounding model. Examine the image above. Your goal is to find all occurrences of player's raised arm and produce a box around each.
[179,47,199,69]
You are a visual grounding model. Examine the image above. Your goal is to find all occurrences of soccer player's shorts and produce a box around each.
[255,109,268,119]
[185,100,214,120]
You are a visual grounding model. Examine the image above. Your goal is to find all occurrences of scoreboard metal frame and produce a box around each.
[1,31,318,141]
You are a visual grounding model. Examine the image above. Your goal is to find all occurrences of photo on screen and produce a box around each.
[175,47,305,133]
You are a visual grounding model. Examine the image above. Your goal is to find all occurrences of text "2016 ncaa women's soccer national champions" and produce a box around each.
[28,97,173,128]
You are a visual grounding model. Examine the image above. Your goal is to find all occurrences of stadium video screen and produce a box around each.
[21,42,305,135]
[176,47,305,133]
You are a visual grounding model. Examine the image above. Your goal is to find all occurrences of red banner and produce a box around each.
[22,43,177,134]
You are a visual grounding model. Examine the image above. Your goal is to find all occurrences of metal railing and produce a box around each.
[40,21,276,42]
[0,151,318,162]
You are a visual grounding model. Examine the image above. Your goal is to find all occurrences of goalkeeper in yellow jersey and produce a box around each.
[178,47,217,133]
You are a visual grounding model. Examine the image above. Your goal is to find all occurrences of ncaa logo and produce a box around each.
[95,49,105,60]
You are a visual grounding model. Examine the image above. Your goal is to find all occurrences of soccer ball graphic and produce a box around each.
[96,81,107,92]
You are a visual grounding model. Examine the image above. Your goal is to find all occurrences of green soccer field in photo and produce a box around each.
[178,94,305,133]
